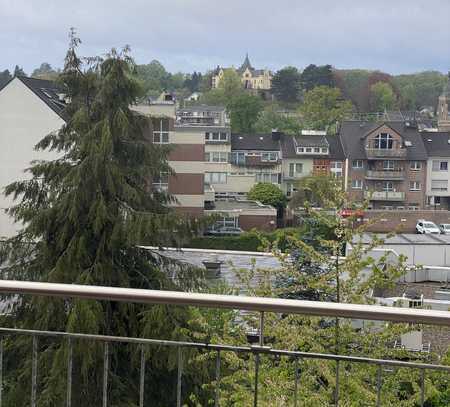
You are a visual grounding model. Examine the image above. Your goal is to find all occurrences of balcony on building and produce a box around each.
[365,170,405,180]
[364,190,406,201]
[365,140,407,159]
[230,152,280,167]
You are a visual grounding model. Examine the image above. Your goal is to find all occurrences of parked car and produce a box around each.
[205,227,244,236]
[415,220,440,234]
[439,223,450,234]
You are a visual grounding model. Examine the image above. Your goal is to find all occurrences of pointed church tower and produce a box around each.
[438,72,450,131]
[240,53,254,72]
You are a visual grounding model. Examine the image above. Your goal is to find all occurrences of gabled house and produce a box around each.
[280,131,345,196]
[339,121,428,210]
[0,76,66,238]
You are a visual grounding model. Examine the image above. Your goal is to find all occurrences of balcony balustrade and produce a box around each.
[0,280,448,407]
[365,170,405,180]
[364,190,406,201]
[365,142,407,159]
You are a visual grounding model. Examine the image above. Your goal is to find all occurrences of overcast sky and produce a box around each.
[2,0,450,75]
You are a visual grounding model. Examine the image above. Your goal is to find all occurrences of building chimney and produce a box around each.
[271,129,282,141]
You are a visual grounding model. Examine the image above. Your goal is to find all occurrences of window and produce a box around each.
[352,160,363,169]
[219,132,228,141]
[305,147,312,153]
[330,161,343,177]
[230,152,245,165]
[153,173,169,192]
[432,160,448,171]
[255,173,279,183]
[409,181,421,191]
[321,147,329,154]
[382,181,393,191]
[205,172,227,184]
[374,133,393,149]
[214,216,238,229]
[351,180,363,189]
[205,152,228,163]
[383,160,395,170]
[297,147,304,153]
[261,152,278,162]
[431,180,448,191]
[410,161,422,171]
[152,119,169,144]
[314,147,321,153]
[206,132,228,142]
[289,163,303,177]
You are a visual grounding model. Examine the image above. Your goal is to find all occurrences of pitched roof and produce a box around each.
[280,134,345,160]
[231,133,280,151]
[239,53,253,73]
[421,131,450,157]
[326,135,345,160]
[16,76,66,119]
[339,121,427,161]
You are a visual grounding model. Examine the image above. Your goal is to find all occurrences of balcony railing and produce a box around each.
[365,145,407,159]
[365,170,405,180]
[364,191,406,201]
[0,280,449,407]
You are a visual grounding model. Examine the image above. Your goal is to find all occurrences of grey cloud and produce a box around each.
[1,0,450,74]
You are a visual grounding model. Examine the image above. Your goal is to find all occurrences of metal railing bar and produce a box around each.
[0,339,3,407]
[66,338,72,407]
[176,347,182,407]
[214,351,221,407]
[103,342,109,407]
[420,370,425,407]
[376,365,382,407]
[294,357,299,407]
[335,360,340,407]
[0,327,449,372]
[253,353,260,407]
[31,335,37,407]
[139,345,145,407]
[0,280,449,326]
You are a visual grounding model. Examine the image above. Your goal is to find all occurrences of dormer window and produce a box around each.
[296,146,329,155]
[374,133,393,149]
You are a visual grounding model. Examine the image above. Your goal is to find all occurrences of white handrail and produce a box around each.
[0,280,449,326]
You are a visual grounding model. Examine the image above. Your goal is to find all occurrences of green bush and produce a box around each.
[187,228,302,252]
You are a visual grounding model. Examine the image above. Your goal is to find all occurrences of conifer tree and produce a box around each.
[0,31,209,406]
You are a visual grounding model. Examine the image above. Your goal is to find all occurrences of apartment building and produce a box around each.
[421,132,450,209]
[0,76,66,238]
[339,121,428,210]
[280,131,345,196]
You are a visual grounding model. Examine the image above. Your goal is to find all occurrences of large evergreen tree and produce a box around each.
[0,32,210,406]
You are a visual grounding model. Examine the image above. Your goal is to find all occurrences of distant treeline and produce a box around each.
[1,60,447,113]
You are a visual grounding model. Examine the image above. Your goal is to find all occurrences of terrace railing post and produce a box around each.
[139,345,145,407]
[103,342,109,407]
[376,365,382,407]
[335,360,340,407]
[177,347,183,407]
[254,311,264,407]
[420,370,425,407]
[214,351,221,407]
[66,338,73,407]
[294,357,300,407]
[31,335,38,407]
[0,338,3,407]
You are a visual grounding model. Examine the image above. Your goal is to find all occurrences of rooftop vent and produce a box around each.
[447,140,450,144]
[428,139,432,142]
[259,136,264,140]
[404,141,412,147]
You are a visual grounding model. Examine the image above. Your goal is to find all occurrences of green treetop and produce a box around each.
[248,182,287,209]
[300,86,353,133]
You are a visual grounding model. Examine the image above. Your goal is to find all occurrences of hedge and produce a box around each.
[187,228,301,252]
